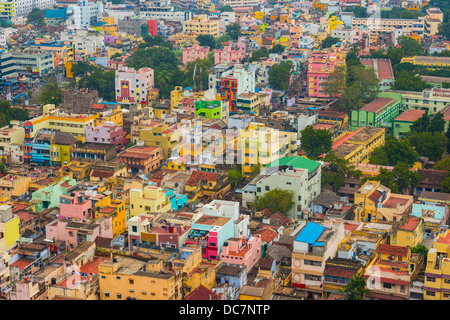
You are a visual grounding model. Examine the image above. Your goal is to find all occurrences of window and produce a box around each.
[116,276,121,280]
[129,279,134,284]
[444,279,450,284]
[104,292,109,297]
[117,293,122,299]
[427,277,436,282]
[426,291,436,296]
[265,186,270,191]
[132,226,137,232]
[383,282,392,289]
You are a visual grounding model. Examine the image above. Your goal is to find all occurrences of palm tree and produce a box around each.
[340,274,371,300]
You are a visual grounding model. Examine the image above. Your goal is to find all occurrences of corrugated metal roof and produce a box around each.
[295,222,325,245]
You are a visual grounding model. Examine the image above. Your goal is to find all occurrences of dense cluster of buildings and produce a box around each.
[0,0,448,302]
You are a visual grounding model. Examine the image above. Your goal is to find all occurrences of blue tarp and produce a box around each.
[295,222,325,245]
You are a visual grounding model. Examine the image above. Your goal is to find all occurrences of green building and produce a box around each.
[31,176,77,212]
[392,109,426,139]
[350,96,401,131]
[194,100,222,120]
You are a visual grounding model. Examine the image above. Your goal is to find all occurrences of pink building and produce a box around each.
[45,217,113,249]
[59,192,93,220]
[86,121,126,151]
[220,235,262,273]
[148,20,157,36]
[182,45,210,65]
[115,66,155,105]
[213,46,247,65]
[307,50,346,98]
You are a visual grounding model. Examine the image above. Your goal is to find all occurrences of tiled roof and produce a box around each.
[270,212,292,226]
[253,227,278,243]
[377,244,408,257]
[368,190,383,203]
[184,285,220,300]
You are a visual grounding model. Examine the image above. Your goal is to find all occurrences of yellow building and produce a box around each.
[183,15,220,38]
[0,205,20,254]
[27,104,99,142]
[424,230,450,300]
[0,2,15,20]
[138,123,181,161]
[390,216,424,248]
[237,125,297,177]
[332,127,385,164]
[94,195,127,238]
[240,278,275,300]
[98,255,182,300]
[328,16,344,34]
[129,186,172,218]
[0,174,30,198]
[400,55,450,70]
[182,260,222,297]
[354,180,414,223]
[94,106,123,127]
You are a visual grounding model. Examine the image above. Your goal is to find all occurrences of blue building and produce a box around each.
[164,189,187,211]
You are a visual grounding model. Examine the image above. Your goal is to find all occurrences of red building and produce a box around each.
[148,20,157,36]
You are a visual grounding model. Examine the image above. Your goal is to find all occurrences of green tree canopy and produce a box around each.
[252,187,295,215]
[77,69,115,101]
[380,7,423,19]
[225,23,241,40]
[27,8,45,27]
[411,244,429,255]
[269,44,286,54]
[408,131,448,162]
[140,35,173,50]
[322,36,340,49]
[0,100,30,126]
[181,58,213,89]
[340,275,371,300]
[393,70,431,92]
[369,136,418,166]
[249,47,270,62]
[441,174,450,193]
[300,126,333,159]
[219,5,234,12]
[268,60,293,90]
[322,152,362,192]
[438,21,450,39]
[324,65,346,98]
[361,162,421,193]
[228,169,243,187]
[196,34,216,50]
[39,77,62,106]
[434,158,450,171]
[71,61,97,78]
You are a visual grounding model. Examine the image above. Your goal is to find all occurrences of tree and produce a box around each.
[250,163,261,178]
[340,275,371,300]
[0,162,6,174]
[441,175,450,193]
[228,169,243,187]
[434,158,450,171]
[411,244,429,255]
[71,61,96,78]
[446,124,450,154]
[398,36,425,57]
[215,35,232,48]
[110,52,122,60]
[27,8,45,27]
[39,77,62,106]
[322,152,362,192]
[408,132,448,162]
[300,126,333,159]
[380,7,423,19]
[196,34,216,50]
[268,60,292,90]
[225,23,241,41]
[369,136,418,166]
[249,47,269,62]
[219,5,234,12]
[430,112,446,133]
[410,112,431,133]
[252,187,295,215]
[438,22,450,39]
[78,69,115,101]
[322,36,340,49]
[182,58,213,90]
[269,44,286,54]
[140,35,173,50]
[393,70,431,92]
[324,65,346,98]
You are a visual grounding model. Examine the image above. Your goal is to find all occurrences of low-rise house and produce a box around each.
[220,236,262,273]
[119,144,163,175]
[323,257,363,298]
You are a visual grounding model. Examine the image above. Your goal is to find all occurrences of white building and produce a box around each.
[202,200,250,238]
[115,66,155,105]
[242,156,322,220]
[298,36,316,49]
[13,0,55,17]
[136,6,192,22]
[68,0,103,29]
[60,30,105,57]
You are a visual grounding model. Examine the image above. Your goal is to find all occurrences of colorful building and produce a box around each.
[392,109,426,139]
[0,205,20,254]
[129,185,172,218]
[138,123,180,161]
[119,144,163,175]
[181,44,210,65]
[115,66,155,105]
[424,230,450,300]
[220,235,262,273]
[350,97,401,131]
[194,100,222,120]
